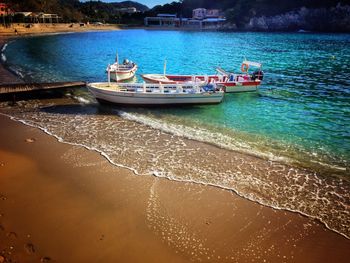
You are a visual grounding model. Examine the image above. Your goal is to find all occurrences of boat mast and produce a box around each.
[115,50,119,70]
[107,64,111,86]
[163,59,167,76]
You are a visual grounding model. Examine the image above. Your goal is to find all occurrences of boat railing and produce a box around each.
[107,82,217,94]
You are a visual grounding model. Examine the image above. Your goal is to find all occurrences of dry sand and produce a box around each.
[0,23,120,37]
[1,30,350,262]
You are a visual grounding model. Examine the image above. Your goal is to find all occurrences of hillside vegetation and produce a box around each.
[147,0,350,31]
[3,0,149,23]
[2,0,350,31]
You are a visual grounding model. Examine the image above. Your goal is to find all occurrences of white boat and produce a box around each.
[87,82,224,105]
[142,60,264,93]
[107,52,137,81]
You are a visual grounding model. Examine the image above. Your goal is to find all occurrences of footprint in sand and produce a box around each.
[7,232,17,239]
[24,243,35,254]
[41,256,52,262]
[0,224,4,231]
[0,194,7,201]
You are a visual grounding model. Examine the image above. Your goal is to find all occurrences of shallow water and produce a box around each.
[3,30,350,176]
[1,30,350,238]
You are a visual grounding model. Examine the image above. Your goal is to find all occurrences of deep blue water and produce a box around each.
[3,30,350,175]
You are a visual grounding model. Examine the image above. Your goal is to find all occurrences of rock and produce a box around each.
[0,255,5,263]
[25,138,35,143]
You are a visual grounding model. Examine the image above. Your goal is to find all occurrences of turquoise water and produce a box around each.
[3,30,350,176]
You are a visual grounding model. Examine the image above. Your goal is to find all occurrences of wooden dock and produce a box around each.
[0,81,86,94]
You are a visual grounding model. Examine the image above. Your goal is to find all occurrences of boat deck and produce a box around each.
[90,82,205,94]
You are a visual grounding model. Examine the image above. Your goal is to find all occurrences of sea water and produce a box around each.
[1,30,350,238]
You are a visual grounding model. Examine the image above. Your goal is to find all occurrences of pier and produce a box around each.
[0,81,86,94]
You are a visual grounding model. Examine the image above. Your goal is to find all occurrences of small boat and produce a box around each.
[141,73,219,85]
[141,59,218,85]
[87,82,224,105]
[106,52,137,82]
[142,61,264,93]
[217,61,264,93]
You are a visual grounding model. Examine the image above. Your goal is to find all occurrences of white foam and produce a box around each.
[118,110,291,163]
[1,53,6,63]
[1,43,7,52]
[0,112,349,241]
[8,66,25,79]
[73,96,92,104]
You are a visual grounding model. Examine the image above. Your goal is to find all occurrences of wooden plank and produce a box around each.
[0,81,86,94]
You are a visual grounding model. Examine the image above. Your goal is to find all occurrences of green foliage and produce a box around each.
[4,0,149,23]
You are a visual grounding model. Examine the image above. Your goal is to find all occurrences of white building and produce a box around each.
[192,8,221,20]
[144,14,178,27]
[144,8,226,29]
[192,8,207,20]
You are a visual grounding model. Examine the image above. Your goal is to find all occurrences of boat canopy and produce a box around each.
[242,61,262,68]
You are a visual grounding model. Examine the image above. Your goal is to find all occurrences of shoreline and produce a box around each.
[2,104,350,241]
[0,23,121,83]
[0,23,121,37]
[0,37,23,83]
[1,113,350,262]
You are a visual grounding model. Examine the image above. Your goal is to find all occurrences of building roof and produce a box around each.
[15,12,33,17]
[203,18,226,22]
[157,14,176,17]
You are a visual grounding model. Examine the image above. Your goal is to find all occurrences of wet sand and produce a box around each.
[1,114,350,262]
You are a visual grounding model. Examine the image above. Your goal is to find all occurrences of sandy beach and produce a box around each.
[1,114,350,263]
[1,28,350,262]
[0,23,120,37]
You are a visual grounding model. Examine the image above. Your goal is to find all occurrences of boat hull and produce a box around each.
[87,83,224,105]
[109,65,138,81]
[220,82,260,93]
[142,74,219,84]
[110,71,136,81]
[142,74,261,93]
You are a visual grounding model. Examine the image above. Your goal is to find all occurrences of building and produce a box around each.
[192,8,206,19]
[37,13,60,23]
[144,8,226,29]
[206,9,220,18]
[0,2,11,16]
[144,14,177,27]
[192,8,221,20]
[14,12,61,23]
